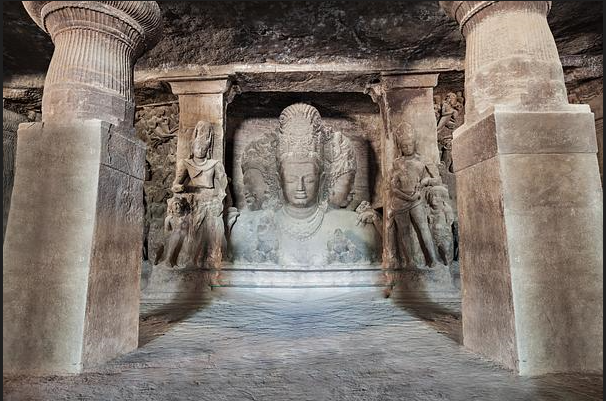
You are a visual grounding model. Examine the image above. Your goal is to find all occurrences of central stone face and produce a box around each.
[230,103,382,267]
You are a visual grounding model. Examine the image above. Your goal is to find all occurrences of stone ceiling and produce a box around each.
[3,1,603,78]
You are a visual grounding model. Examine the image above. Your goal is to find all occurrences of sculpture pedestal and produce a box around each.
[454,105,603,375]
[141,264,215,304]
[3,120,145,375]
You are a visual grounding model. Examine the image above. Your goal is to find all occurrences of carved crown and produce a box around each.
[277,103,323,166]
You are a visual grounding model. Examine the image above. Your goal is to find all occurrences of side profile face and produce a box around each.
[243,168,268,210]
[192,136,211,159]
[280,160,321,208]
[329,172,355,208]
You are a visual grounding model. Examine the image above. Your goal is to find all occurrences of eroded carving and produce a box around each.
[435,92,464,173]
[426,185,455,266]
[390,134,441,269]
[240,133,280,211]
[156,120,228,269]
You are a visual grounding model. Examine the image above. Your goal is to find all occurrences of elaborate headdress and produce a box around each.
[277,103,323,167]
[325,131,357,187]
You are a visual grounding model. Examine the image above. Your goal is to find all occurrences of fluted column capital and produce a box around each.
[440,1,551,36]
[23,1,162,57]
[21,1,163,129]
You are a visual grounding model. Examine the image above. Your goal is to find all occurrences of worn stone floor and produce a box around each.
[3,288,603,401]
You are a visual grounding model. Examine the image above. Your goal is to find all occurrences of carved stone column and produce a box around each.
[441,1,602,375]
[3,1,162,375]
[165,76,240,164]
[2,108,27,242]
[366,73,440,273]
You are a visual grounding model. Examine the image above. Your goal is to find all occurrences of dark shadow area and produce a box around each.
[386,266,462,344]
[138,261,216,347]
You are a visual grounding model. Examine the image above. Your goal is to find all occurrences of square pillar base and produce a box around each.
[3,120,146,375]
[453,106,603,375]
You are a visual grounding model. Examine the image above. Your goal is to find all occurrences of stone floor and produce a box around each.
[3,288,603,401]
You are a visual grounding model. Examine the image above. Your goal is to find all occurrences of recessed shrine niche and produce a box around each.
[226,92,384,268]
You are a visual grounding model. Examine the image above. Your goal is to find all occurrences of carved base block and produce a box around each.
[3,120,145,375]
[141,263,216,304]
[387,263,461,303]
[453,107,603,376]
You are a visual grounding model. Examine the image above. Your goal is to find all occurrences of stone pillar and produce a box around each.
[166,77,240,164]
[3,108,27,241]
[3,1,162,375]
[441,1,603,375]
[366,73,439,271]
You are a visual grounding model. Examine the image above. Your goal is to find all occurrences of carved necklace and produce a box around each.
[277,202,327,242]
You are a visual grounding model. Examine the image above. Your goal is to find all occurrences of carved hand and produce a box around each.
[172,184,185,193]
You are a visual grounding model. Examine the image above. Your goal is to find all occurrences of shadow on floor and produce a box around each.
[386,267,463,344]
[138,261,216,347]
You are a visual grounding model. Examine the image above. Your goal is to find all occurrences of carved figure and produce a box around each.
[355,200,382,240]
[156,197,190,267]
[426,185,455,265]
[248,213,279,263]
[327,229,361,263]
[324,128,357,208]
[275,103,327,241]
[390,135,441,268]
[436,92,464,173]
[171,121,228,269]
[240,133,280,210]
[230,103,380,266]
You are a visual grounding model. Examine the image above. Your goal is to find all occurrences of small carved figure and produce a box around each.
[436,92,464,173]
[171,121,228,269]
[156,197,190,267]
[426,185,455,265]
[390,135,441,268]
[355,200,382,240]
[249,214,279,263]
[327,229,361,263]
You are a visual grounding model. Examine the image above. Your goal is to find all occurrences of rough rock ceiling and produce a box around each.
[2,1,603,78]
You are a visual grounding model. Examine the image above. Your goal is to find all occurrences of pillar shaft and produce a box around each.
[440,1,603,375]
[3,1,161,375]
[167,77,239,165]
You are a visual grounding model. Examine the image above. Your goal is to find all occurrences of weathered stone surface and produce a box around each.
[2,290,603,400]
[4,2,602,78]
[3,121,145,375]
[453,110,603,375]
[2,109,27,241]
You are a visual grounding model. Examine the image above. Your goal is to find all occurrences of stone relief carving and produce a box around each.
[389,134,442,269]
[156,197,191,266]
[240,133,280,211]
[155,120,228,269]
[426,185,455,266]
[327,229,362,263]
[323,127,357,209]
[435,92,464,173]
[135,103,180,262]
[355,200,382,240]
[230,103,380,266]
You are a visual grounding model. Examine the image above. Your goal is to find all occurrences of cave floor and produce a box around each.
[3,288,603,401]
